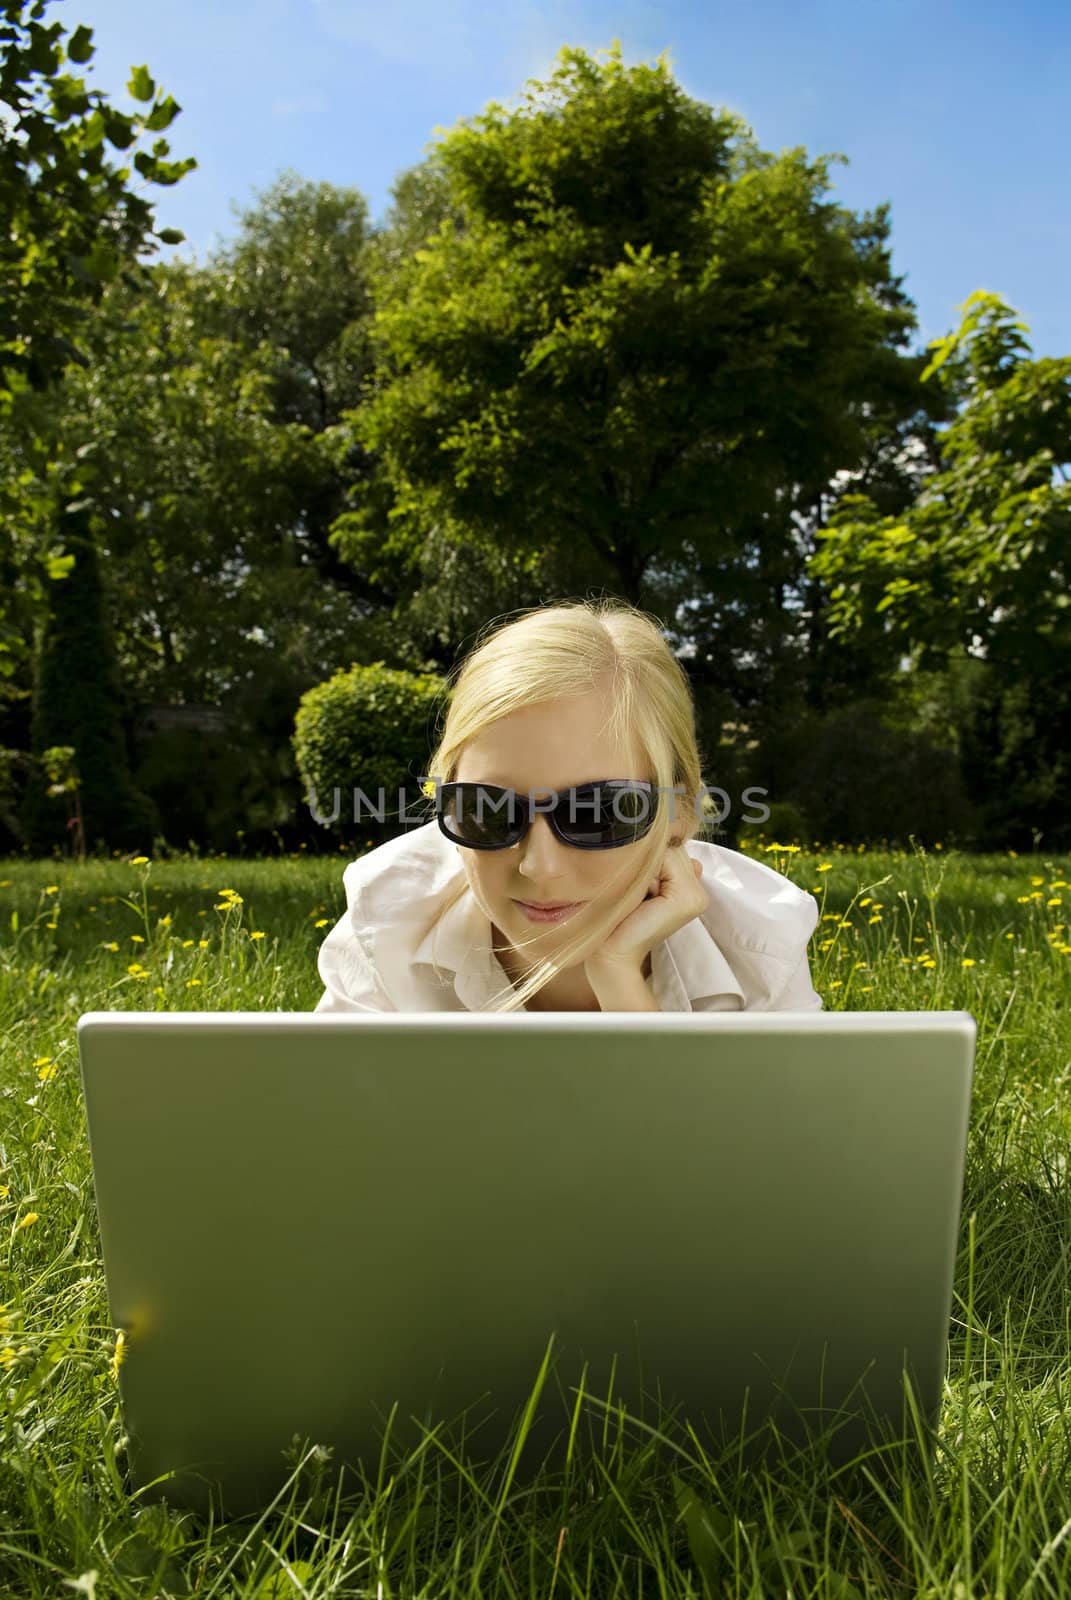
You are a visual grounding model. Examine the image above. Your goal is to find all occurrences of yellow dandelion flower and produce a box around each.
[181,939,194,947]
[838,919,852,929]
[868,914,883,924]
[816,863,832,872]
[829,980,843,988]
[44,885,59,895]
[130,856,149,866]
[1031,875,1045,886]
[186,979,202,987]
[1008,849,1018,858]
[314,918,329,928]
[962,958,976,967]
[37,1062,59,1082]
[0,879,9,886]
[853,961,867,969]
[248,930,265,940]
[1005,932,1015,939]
[860,985,873,992]
[102,941,119,952]
[1048,898,1063,908]
[129,934,145,944]
[110,1328,127,1378]
[198,939,209,949]
[158,914,172,928]
[859,897,873,908]
[32,1055,51,1067]
[16,1212,38,1230]
[0,1184,9,1197]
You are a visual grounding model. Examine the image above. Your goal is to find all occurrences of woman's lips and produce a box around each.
[514,899,585,923]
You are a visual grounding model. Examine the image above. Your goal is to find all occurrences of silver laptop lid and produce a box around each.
[77,1009,976,1516]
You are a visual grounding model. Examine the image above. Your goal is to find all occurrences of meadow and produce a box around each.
[1,836,1070,1599]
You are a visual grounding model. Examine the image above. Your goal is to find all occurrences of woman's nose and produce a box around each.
[517,812,570,873]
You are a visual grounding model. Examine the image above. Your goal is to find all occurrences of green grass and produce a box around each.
[2,838,1070,1598]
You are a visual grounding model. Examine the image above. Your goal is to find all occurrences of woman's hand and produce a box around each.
[583,839,709,983]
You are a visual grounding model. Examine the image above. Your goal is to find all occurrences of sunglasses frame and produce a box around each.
[435,778,660,851]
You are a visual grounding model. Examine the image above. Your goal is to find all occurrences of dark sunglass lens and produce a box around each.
[559,783,655,846]
[445,784,523,847]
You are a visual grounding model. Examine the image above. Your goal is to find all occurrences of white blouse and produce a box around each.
[313,820,823,1014]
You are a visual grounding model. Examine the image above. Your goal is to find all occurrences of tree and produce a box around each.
[810,292,1071,680]
[809,291,1071,846]
[19,504,159,855]
[331,42,924,612]
[1,0,196,668]
[0,0,195,406]
[0,255,384,849]
[1,0,197,848]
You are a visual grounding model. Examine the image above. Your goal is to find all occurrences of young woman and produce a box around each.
[315,600,823,1014]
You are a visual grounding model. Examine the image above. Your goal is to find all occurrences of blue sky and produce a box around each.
[41,0,1071,359]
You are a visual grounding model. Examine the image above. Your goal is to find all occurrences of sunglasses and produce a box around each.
[434,779,660,851]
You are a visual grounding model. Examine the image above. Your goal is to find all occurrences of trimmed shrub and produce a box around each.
[293,660,446,848]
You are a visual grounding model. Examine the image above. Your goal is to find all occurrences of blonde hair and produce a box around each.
[420,599,717,1011]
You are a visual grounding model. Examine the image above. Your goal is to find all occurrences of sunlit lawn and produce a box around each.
[2,836,1070,1598]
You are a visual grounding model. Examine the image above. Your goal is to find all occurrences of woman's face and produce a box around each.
[452,689,670,971]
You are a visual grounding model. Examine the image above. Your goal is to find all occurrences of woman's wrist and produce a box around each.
[584,959,659,1012]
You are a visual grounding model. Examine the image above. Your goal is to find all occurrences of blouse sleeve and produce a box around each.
[313,907,397,1013]
[768,888,822,1011]
[770,946,824,1012]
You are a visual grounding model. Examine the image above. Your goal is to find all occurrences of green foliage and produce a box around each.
[741,798,812,848]
[748,701,976,849]
[204,169,374,431]
[957,668,1071,852]
[0,0,196,406]
[292,661,446,847]
[17,507,159,855]
[127,722,245,855]
[335,42,924,606]
[811,291,1071,683]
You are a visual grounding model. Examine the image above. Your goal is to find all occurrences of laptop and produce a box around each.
[76,1008,976,1517]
